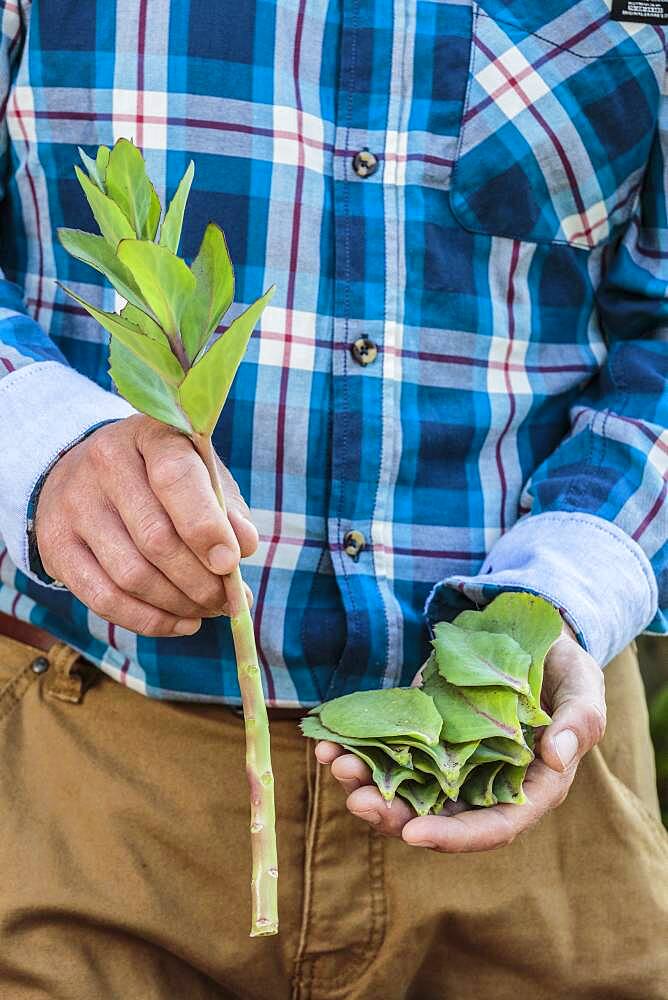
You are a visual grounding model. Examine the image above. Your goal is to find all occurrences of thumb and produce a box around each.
[539,633,607,774]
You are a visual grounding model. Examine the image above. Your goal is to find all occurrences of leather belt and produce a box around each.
[0,611,57,652]
[0,611,306,721]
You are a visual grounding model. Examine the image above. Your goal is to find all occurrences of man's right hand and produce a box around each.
[35,414,259,637]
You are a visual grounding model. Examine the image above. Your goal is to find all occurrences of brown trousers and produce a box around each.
[0,635,666,1000]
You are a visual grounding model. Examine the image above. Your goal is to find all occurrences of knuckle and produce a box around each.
[115,557,149,594]
[150,453,192,493]
[87,584,116,620]
[581,703,607,746]
[136,514,175,558]
[186,515,227,550]
[193,579,226,612]
[87,430,118,469]
[133,611,172,637]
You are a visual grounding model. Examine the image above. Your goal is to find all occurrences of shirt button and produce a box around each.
[343,529,366,560]
[352,150,378,178]
[350,338,378,366]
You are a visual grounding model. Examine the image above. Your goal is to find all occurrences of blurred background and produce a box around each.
[639,635,668,826]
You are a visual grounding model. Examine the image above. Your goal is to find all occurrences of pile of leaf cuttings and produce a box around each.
[301,593,562,814]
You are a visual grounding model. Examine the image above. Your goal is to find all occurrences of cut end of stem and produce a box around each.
[250,918,279,938]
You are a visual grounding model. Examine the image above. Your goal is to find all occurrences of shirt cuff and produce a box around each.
[424,511,659,666]
[0,360,135,583]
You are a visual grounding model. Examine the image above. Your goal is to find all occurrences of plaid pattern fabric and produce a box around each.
[0,0,665,704]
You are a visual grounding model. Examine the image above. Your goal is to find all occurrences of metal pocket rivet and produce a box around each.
[31,656,49,675]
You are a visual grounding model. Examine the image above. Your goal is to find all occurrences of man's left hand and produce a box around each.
[315,621,607,852]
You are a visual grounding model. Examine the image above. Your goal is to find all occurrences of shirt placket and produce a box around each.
[326,0,412,698]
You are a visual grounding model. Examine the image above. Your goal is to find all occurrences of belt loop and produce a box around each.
[44,643,89,704]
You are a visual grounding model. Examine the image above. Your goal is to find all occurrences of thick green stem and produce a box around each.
[193,433,278,937]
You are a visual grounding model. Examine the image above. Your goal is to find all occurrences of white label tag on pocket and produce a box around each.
[610,0,668,23]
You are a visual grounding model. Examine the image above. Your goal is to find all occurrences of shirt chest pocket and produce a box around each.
[450,0,665,249]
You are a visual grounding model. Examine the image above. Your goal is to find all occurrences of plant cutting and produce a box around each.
[302,593,562,813]
[57,139,278,936]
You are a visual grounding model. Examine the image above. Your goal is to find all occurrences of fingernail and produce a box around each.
[553,729,579,768]
[174,618,201,635]
[207,544,232,573]
[405,839,437,849]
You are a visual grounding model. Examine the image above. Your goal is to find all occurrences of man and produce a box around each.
[0,1,665,998]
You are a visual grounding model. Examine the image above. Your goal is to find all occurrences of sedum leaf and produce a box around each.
[56,228,148,313]
[58,284,184,385]
[341,745,422,803]
[96,145,111,185]
[388,737,478,780]
[319,687,443,745]
[110,338,191,434]
[423,666,524,744]
[470,736,533,767]
[493,763,529,805]
[300,715,413,767]
[411,751,460,801]
[454,592,562,708]
[460,762,505,806]
[116,239,196,339]
[180,222,234,361]
[120,302,170,348]
[398,779,442,816]
[78,146,105,191]
[178,286,274,435]
[518,694,552,728]
[159,159,195,254]
[432,621,532,696]
[146,185,162,241]
[75,165,135,248]
[105,138,157,239]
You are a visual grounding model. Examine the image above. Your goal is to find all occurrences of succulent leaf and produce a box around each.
[178,286,274,435]
[58,284,184,384]
[109,338,191,434]
[319,687,443,745]
[493,763,529,805]
[454,592,562,707]
[120,302,170,348]
[105,138,157,239]
[299,715,413,767]
[75,165,135,247]
[399,779,443,816]
[159,159,195,254]
[460,761,504,806]
[180,222,234,361]
[96,145,111,184]
[78,146,105,191]
[432,621,532,695]
[116,239,196,340]
[56,228,148,313]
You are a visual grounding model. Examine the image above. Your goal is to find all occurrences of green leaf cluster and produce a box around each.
[301,593,562,814]
[57,139,274,436]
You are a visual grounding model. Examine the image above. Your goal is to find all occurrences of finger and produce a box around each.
[141,432,242,575]
[222,574,254,613]
[330,753,372,795]
[80,508,207,619]
[347,785,415,837]
[215,459,259,559]
[540,634,606,773]
[64,540,201,637]
[107,451,229,614]
[314,740,349,764]
[402,757,571,852]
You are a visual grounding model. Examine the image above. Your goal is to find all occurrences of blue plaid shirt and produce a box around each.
[0,0,665,705]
